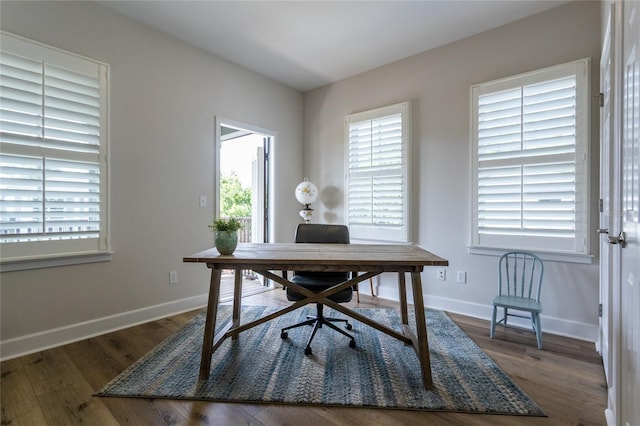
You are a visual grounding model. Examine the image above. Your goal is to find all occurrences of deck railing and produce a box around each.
[235,217,259,280]
[237,217,252,243]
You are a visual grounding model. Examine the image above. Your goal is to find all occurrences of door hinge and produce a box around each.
[598,303,603,317]
[599,198,603,212]
[598,92,604,107]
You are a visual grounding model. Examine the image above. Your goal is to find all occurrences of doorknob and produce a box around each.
[596,228,609,234]
[607,231,626,248]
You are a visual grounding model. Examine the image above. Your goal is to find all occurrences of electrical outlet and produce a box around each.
[456,270,467,283]
[199,195,207,207]
[437,269,446,281]
[169,271,178,284]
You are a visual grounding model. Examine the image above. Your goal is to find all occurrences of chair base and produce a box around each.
[280,304,356,355]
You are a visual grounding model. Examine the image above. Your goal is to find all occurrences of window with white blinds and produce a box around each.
[0,32,110,263]
[471,59,590,254]
[345,102,411,242]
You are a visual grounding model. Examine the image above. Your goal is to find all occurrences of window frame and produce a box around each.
[0,31,111,270]
[469,58,591,260]
[345,101,412,243]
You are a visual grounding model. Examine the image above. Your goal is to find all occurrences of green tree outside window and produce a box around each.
[220,172,252,217]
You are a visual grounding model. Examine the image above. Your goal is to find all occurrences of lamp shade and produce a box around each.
[294,180,318,205]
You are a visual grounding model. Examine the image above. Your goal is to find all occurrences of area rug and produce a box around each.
[95,305,545,416]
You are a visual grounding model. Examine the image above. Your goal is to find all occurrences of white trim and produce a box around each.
[0,251,113,272]
[344,101,412,243]
[605,404,616,426]
[424,294,598,341]
[0,294,208,361]
[467,246,594,264]
[470,58,592,256]
[374,275,597,342]
[0,31,111,262]
[214,116,276,223]
[1,30,109,69]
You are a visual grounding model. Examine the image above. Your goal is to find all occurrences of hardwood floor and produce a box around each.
[1,288,607,425]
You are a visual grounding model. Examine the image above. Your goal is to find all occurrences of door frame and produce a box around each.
[214,116,274,243]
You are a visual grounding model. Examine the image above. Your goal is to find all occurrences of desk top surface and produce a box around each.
[184,243,448,271]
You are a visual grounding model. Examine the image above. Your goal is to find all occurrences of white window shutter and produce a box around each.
[346,102,411,243]
[0,33,109,262]
[472,59,590,254]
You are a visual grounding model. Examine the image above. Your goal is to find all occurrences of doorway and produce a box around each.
[215,117,273,298]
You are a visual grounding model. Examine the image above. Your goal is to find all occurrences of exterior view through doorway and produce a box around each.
[216,117,273,300]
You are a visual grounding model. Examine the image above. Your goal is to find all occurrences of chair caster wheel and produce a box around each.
[349,340,356,349]
[280,331,288,339]
[304,347,312,355]
[345,323,353,331]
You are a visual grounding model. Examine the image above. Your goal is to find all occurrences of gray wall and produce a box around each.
[303,1,602,339]
[0,0,602,359]
[0,1,303,357]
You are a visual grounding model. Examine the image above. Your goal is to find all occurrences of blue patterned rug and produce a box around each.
[96,305,544,416]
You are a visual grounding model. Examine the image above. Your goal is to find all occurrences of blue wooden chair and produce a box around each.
[490,251,544,349]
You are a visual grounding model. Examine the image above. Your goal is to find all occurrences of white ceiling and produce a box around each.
[97,0,569,92]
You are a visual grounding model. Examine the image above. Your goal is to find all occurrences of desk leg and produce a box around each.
[199,267,222,381]
[232,268,242,340]
[411,271,433,390]
[398,272,409,326]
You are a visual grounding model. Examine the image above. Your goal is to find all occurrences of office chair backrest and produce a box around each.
[498,251,544,302]
[295,224,350,244]
[294,224,349,279]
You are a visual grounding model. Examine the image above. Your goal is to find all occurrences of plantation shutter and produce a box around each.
[471,59,589,254]
[0,33,109,262]
[346,102,410,242]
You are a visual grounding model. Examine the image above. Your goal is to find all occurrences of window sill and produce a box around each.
[0,252,113,272]
[467,246,594,264]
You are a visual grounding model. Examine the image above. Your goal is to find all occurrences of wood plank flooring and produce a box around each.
[219,271,273,302]
[1,288,607,425]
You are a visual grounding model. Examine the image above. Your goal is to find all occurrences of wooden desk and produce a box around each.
[184,243,448,390]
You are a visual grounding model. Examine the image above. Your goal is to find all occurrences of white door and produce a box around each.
[598,8,614,384]
[620,1,640,425]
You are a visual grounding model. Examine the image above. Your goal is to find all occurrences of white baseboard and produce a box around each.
[604,384,617,426]
[1,287,599,361]
[604,409,616,426]
[425,294,598,342]
[0,294,208,361]
[373,285,598,342]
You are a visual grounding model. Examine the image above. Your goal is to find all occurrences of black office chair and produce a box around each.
[280,224,356,355]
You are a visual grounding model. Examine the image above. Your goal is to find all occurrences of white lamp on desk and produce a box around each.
[294,179,318,223]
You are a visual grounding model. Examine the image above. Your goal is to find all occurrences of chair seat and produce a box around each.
[492,295,542,313]
[290,273,348,288]
[286,274,353,303]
